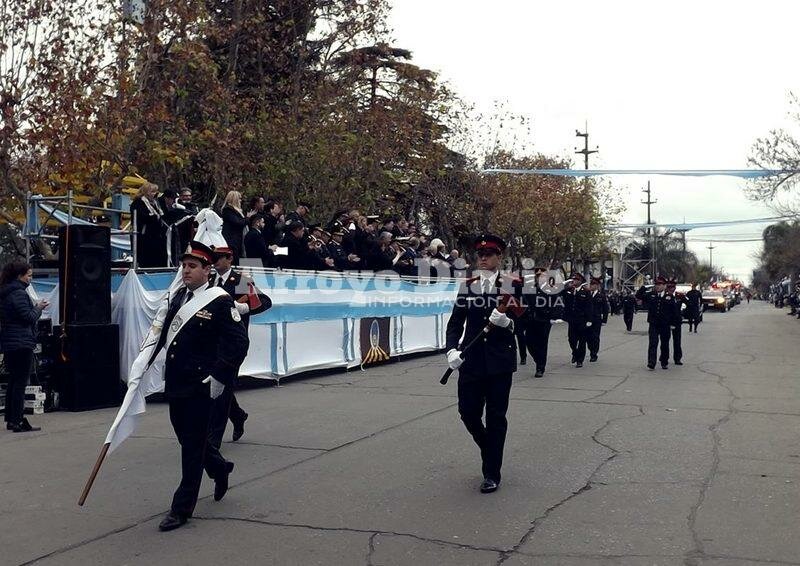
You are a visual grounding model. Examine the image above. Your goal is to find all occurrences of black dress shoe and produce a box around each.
[647,364,655,371]
[534,369,544,378]
[158,512,188,532]
[12,419,40,433]
[589,355,598,362]
[575,362,583,368]
[214,461,235,501]
[232,413,248,442]
[675,361,683,366]
[661,363,669,369]
[6,423,14,430]
[480,478,499,493]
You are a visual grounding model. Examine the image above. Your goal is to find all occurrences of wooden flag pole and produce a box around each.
[78,443,110,506]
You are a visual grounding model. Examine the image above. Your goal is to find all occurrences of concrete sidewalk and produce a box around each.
[1,301,798,565]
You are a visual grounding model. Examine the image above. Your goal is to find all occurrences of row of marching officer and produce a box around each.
[513,270,610,377]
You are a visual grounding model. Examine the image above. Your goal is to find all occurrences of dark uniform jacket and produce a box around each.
[150,286,249,399]
[211,269,272,327]
[329,240,358,270]
[685,289,702,316]
[588,291,610,325]
[445,274,523,376]
[636,286,679,326]
[244,227,272,267]
[522,283,565,322]
[564,285,592,325]
[622,294,637,315]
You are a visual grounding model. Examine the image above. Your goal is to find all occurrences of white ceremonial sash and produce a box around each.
[164,286,229,347]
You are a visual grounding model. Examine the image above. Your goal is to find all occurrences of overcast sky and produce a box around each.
[389,0,800,282]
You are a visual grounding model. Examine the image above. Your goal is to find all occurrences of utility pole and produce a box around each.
[707,241,715,272]
[641,181,657,277]
[575,122,599,170]
[574,123,599,279]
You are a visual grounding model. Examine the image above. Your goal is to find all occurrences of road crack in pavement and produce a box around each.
[682,361,740,566]
[193,516,505,555]
[495,404,645,565]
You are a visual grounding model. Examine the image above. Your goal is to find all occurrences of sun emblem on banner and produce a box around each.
[361,319,389,367]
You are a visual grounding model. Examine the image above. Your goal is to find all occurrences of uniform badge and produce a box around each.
[231,307,241,322]
[170,315,182,333]
[196,309,213,320]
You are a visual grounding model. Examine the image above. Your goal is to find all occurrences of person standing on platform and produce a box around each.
[667,279,685,366]
[587,276,609,362]
[636,275,679,370]
[210,247,271,442]
[149,241,249,532]
[221,191,247,264]
[564,273,592,368]
[130,182,167,267]
[444,234,523,494]
[622,289,637,332]
[1,261,47,433]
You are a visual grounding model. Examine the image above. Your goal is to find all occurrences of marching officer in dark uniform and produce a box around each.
[210,247,272,442]
[587,276,609,362]
[445,234,523,494]
[667,279,685,365]
[622,289,637,331]
[685,283,703,333]
[564,273,592,368]
[150,241,249,531]
[636,275,679,370]
[522,267,564,377]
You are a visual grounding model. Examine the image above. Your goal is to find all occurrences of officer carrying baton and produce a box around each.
[440,292,526,385]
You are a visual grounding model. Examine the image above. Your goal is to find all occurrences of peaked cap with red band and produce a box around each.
[655,275,667,285]
[474,233,506,254]
[212,246,233,257]
[181,241,215,265]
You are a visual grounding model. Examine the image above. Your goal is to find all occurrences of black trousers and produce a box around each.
[169,394,229,517]
[3,349,33,425]
[514,324,527,363]
[525,320,552,370]
[647,324,671,367]
[671,325,683,362]
[457,371,513,482]
[587,322,602,357]
[687,313,700,332]
[568,322,588,363]
[623,310,634,331]
[207,384,247,450]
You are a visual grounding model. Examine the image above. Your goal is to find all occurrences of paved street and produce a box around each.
[2,300,799,566]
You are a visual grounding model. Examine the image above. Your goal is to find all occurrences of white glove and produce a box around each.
[489,308,511,328]
[446,349,463,370]
[235,301,251,315]
[585,321,592,327]
[202,376,225,399]
[550,319,564,324]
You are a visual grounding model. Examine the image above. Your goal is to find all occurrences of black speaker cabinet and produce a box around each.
[54,324,122,411]
[58,225,111,325]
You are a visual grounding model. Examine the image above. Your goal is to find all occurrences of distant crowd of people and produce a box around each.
[130,184,460,276]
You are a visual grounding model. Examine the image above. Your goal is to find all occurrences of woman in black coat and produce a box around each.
[221,190,247,264]
[130,182,167,267]
[0,261,47,432]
